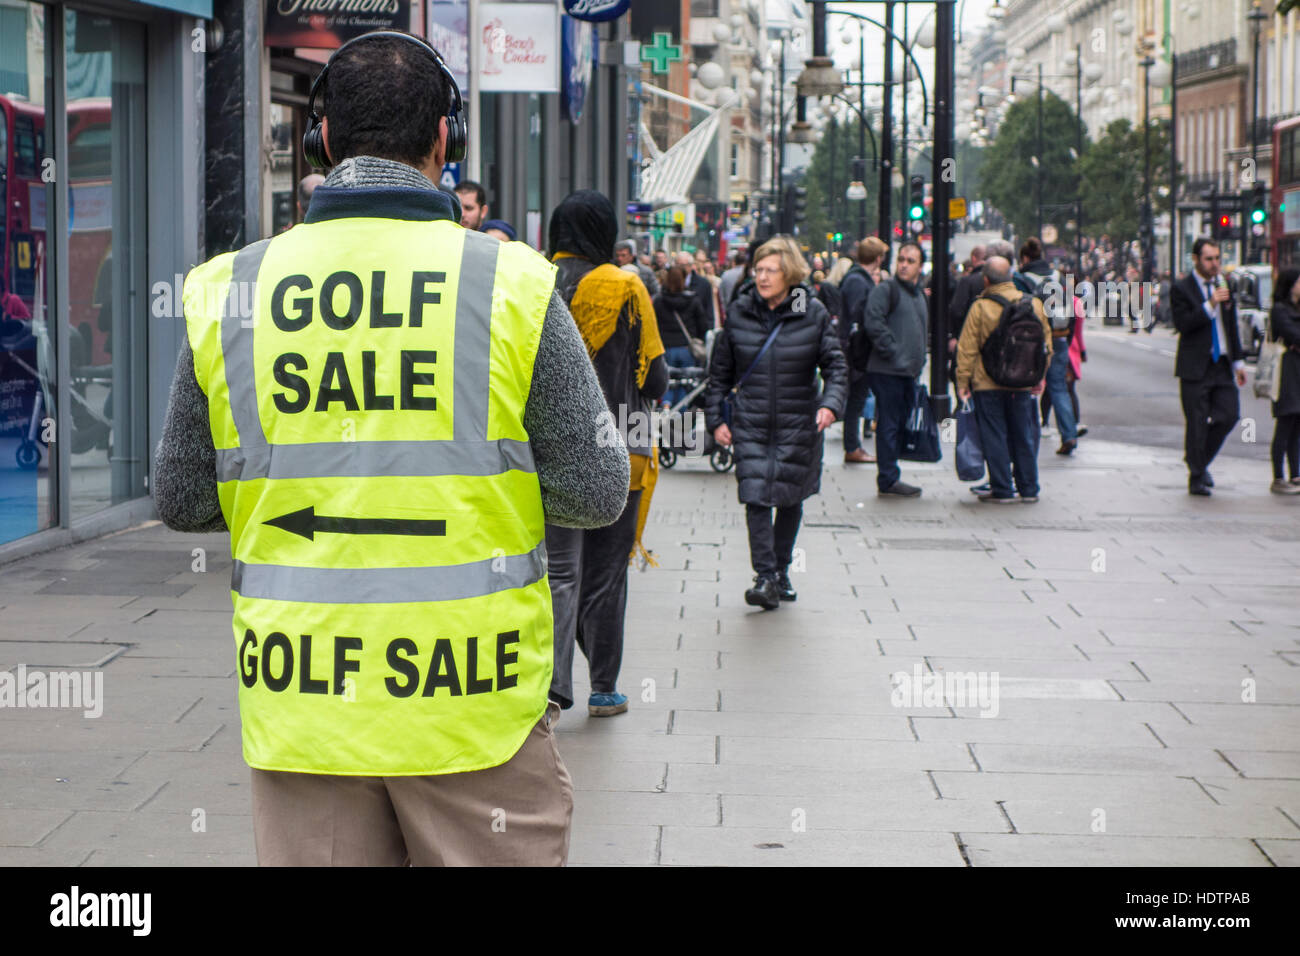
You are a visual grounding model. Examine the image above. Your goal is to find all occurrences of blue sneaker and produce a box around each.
[588,692,628,717]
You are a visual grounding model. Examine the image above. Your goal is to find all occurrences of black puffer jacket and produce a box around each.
[705,284,849,507]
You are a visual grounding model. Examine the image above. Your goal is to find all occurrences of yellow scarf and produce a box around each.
[556,256,665,387]
[554,254,664,567]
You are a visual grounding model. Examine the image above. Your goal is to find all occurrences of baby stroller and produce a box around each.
[657,328,734,473]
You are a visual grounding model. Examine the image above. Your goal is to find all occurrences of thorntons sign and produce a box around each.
[265,0,411,49]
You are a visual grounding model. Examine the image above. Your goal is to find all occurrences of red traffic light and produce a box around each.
[1219,215,1231,227]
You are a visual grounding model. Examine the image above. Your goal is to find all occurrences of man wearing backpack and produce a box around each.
[839,237,888,464]
[955,256,1053,503]
[1015,238,1078,455]
[862,240,928,496]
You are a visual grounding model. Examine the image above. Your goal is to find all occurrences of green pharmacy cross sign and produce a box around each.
[641,32,682,74]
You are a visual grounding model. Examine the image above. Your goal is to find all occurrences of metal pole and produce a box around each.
[1143,59,1153,286]
[900,4,909,231]
[931,0,955,420]
[1170,51,1178,275]
[1250,8,1261,263]
[1036,62,1043,240]
[830,111,837,240]
[879,1,894,252]
[1073,49,1080,264]
[859,27,868,240]
[777,35,786,201]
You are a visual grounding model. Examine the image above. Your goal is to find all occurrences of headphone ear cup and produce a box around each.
[303,119,329,169]
[444,111,467,164]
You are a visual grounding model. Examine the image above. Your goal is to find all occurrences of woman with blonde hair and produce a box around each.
[705,236,848,610]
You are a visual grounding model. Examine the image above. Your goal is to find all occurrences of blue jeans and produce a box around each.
[973,390,1040,498]
[1045,338,1077,442]
[662,345,695,408]
[867,372,913,491]
[843,371,871,452]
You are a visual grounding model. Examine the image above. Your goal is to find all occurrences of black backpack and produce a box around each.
[844,265,884,369]
[979,292,1047,388]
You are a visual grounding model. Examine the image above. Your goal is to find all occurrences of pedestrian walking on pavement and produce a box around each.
[862,240,929,496]
[705,237,848,610]
[1170,238,1247,496]
[1015,238,1078,456]
[153,31,630,866]
[654,265,709,407]
[955,256,1053,502]
[615,239,659,297]
[840,237,889,464]
[547,190,668,717]
[1267,266,1300,494]
[719,249,748,308]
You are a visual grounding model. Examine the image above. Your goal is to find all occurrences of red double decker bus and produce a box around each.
[1270,115,1300,269]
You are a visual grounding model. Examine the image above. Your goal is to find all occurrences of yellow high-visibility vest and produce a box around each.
[184,216,554,775]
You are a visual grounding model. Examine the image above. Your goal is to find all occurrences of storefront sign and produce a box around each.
[427,0,468,92]
[264,0,412,49]
[562,0,630,23]
[561,16,597,124]
[478,3,559,93]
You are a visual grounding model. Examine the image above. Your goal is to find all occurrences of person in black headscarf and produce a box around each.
[546,190,668,717]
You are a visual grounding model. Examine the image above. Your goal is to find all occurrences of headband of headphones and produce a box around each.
[303,30,467,168]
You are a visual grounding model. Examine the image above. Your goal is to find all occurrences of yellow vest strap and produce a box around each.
[230,539,548,604]
[451,231,500,441]
[221,238,275,447]
[214,437,536,482]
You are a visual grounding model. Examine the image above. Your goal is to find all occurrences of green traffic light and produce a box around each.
[1250,209,1266,224]
[909,205,924,220]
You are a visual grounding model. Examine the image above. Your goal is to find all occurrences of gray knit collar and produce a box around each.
[322,155,437,191]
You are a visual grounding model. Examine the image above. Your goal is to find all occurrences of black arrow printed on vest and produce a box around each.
[263,506,447,541]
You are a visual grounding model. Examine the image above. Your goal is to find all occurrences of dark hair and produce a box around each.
[1191,237,1220,259]
[455,179,487,207]
[898,240,926,265]
[1019,237,1043,261]
[323,34,451,167]
[664,265,686,294]
[1275,267,1300,305]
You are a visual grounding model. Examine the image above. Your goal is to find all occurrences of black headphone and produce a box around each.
[302,30,467,170]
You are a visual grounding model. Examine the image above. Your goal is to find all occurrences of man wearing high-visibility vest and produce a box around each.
[153,31,630,866]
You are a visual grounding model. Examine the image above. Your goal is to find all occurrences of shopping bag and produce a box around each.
[900,383,942,463]
[954,398,984,481]
[1254,339,1283,402]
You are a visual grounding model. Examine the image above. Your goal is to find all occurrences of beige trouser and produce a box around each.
[250,702,572,866]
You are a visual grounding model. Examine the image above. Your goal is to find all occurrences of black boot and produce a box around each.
[775,571,797,602]
[744,574,780,610]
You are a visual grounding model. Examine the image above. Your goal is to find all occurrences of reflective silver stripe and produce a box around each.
[453,230,500,441]
[214,437,535,482]
[221,238,274,447]
[231,541,547,604]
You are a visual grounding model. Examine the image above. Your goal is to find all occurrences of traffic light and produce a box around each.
[908,176,925,221]
[1249,184,1268,227]
[833,231,843,245]
[1216,213,1231,238]
[791,185,808,233]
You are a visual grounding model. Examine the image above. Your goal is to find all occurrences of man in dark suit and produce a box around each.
[1170,238,1248,496]
[675,250,718,328]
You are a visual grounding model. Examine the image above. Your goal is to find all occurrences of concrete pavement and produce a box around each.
[1,422,1298,866]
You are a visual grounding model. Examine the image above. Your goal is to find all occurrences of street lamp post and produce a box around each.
[1248,0,1267,264]
[880,1,895,244]
[1140,51,1154,288]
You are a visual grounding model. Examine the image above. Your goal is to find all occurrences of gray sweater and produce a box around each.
[863,276,929,378]
[153,156,629,533]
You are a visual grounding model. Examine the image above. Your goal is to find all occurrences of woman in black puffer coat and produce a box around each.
[705,237,849,610]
